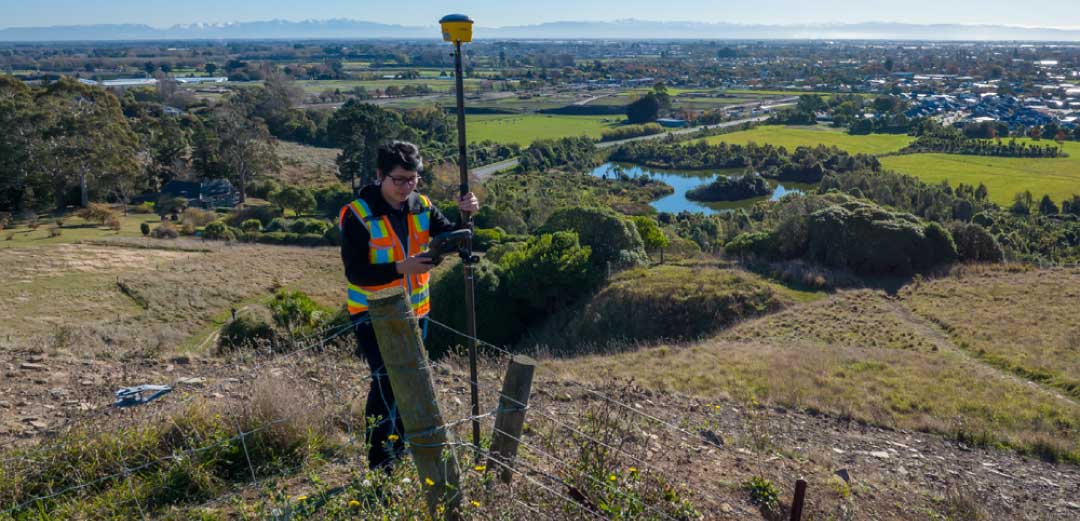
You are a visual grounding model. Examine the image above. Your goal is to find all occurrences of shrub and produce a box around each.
[949,222,1004,262]
[181,207,217,227]
[314,185,354,219]
[473,227,506,251]
[4,231,14,241]
[247,178,281,200]
[156,196,188,217]
[47,225,62,238]
[289,218,329,235]
[631,215,669,254]
[745,476,780,510]
[322,224,341,246]
[268,289,329,338]
[131,201,156,214]
[264,217,290,232]
[76,203,120,225]
[105,215,122,231]
[540,206,647,271]
[218,313,277,352]
[224,205,282,227]
[180,222,196,236]
[240,219,263,233]
[202,221,235,241]
[140,222,151,236]
[725,230,780,259]
[151,223,179,239]
[500,231,596,313]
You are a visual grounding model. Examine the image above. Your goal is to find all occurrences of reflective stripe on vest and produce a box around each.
[340,194,433,317]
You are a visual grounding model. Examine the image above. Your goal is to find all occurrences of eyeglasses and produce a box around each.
[386,175,421,187]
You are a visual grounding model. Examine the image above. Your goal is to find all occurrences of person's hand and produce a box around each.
[458,192,479,214]
[395,255,435,275]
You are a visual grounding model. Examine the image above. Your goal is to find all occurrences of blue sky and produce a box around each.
[3,0,1079,29]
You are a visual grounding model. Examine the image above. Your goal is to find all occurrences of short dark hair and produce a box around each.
[376,140,422,176]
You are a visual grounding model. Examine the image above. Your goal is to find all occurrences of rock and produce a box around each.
[28,420,48,430]
[835,468,851,483]
[19,363,47,371]
[870,451,890,459]
[832,448,846,454]
[177,377,206,386]
[1065,502,1079,510]
[169,355,192,365]
[28,354,47,363]
[720,503,733,513]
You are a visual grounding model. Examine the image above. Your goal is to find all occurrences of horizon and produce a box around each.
[3,0,1080,31]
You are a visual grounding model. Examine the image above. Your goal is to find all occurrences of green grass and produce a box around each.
[0,213,158,249]
[879,139,1080,207]
[295,79,479,94]
[466,114,625,144]
[701,125,915,155]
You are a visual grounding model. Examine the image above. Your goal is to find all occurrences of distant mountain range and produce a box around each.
[3,19,1080,42]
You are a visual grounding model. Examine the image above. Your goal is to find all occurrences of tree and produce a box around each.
[210,102,280,205]
[1010,191,1034,216]
[327,101,410,191]
[1038,194,1059,215]
[269,186,315,215]
[626,93,661,124]
[0,76,38,212]
[32,78,139,210]
[631,215,669,262]
[204,63,218,76]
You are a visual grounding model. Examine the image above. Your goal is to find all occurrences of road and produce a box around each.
[469,100,794,181]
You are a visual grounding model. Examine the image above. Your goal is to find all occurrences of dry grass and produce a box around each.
[275,140,341,188]
[547,283,1080,462]
[901,265,1080,400]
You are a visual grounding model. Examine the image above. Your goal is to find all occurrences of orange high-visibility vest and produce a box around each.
[339,194,432,317]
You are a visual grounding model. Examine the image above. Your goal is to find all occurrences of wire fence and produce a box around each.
[2,307,738,519]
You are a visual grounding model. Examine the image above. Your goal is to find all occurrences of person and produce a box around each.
[339,140,479,470]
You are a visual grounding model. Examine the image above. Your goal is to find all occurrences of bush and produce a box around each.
[180,222,196,236]
[47,225,62,238]
[322,224,341,246]
[76,203,120,225]
[202,221,235,241]
[314,185,354,219]
[268,289,329,338]
[218,313,277,351]
[156,196,188,217]
[225,205,282,228]
[140,222,151,236]
[631,215,669,254]
[950,222,1004,262]
[151,223,179,239]
[131,201,156,214]
[182,207,218,227]
[725,230,780,259]
[264,217,290,232]
[501,231,596,313]
[473,227,506,251]
[105,215,122,231]
[289,218,329,235]
[240,219,263,233]
[807,200,956,275]
[247,178,281,200]
[540,206,647,271]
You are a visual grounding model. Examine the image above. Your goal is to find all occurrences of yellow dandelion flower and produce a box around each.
[473,465,486,472]
[387,434,400,442]
[471,500,482,508]
[348,499,360,507]
[295,495,308,502]
[629,466,638,474]
[425,477,436,487]
[437,505,446,514]
[608,474,617,482]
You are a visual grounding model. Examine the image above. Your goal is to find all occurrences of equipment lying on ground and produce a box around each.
[418,229,476,266]
[113,384,172,408]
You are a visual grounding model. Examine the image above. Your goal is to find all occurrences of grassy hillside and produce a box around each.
[879,140,1080,206]
[701,125,914,155]
[548,266,1080,464]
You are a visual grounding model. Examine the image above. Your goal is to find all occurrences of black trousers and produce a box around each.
[353,315,428,470]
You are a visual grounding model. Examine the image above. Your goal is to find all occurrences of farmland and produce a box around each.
[701,125,915,155]
[880,140,1080,206]
[466,113,625,144]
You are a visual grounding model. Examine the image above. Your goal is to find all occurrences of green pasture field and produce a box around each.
[296,79,477,94]
[466,114,625,144]
[1,213,159,249]
[701,125,915,155]
[880,140,1080,206]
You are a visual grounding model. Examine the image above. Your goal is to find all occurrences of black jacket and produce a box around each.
[340,185,457,287]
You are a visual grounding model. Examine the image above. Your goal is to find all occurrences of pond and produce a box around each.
[589,162,815,215]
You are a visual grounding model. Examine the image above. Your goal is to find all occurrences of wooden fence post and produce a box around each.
[368,287,462,520]
[790,478,807,521]
[487,355,536,484]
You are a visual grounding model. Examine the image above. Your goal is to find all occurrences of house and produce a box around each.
[160,179,240,209]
